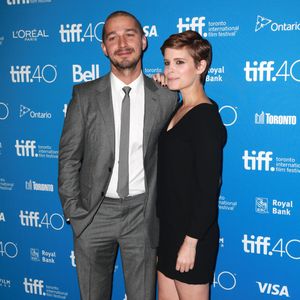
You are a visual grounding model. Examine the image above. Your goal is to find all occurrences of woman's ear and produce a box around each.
[196,60,207,75]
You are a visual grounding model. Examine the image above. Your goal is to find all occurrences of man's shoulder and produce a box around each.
[73,74,110,93]
[143,75,177,99]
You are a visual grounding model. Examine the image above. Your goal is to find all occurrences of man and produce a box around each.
[58,11,178,300]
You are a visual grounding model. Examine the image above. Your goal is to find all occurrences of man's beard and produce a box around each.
[110,47,142,70]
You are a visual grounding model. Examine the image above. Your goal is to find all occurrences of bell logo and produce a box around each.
[242,150,274,171]
[23,278,45,295]
[72,64,100,83]
[256,282,290,297]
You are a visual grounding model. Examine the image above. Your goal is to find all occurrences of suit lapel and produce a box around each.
[95,74,115,154]
[143,75,159,158]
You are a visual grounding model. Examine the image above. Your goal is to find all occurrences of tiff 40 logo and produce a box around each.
[10,65,57,83]
[19,210,65,231]
[0,240,18,259]
[244,59,300,82]
[212,270,237,291]
[242,234,300,260]
[60,22,158,43]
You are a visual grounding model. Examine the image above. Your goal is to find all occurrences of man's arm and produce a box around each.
[58,86,85,220]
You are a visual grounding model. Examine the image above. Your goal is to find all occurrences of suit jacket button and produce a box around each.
[101,192,105,196]
[108,167,112,172]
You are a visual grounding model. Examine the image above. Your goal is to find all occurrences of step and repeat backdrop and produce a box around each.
[0,0,299,299]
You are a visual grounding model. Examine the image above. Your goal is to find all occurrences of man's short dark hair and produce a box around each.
[102,11,144,42]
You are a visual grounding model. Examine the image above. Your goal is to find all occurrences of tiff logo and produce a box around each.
[7,0,30,4]
[23,278,45,295]
[244,61,275,82]
[242,150,274,171]
[177,17,206,36]
[59,24,82,42]
[10,66,32,83]
[15,140,38,157]
[70,250,76,267]
[242,234,271,255]
[19,210,40,227]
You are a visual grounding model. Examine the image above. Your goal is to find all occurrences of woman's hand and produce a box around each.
[152,73,168,87]
[176,236,198,273]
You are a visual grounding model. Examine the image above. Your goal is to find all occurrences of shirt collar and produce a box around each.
[110,71,143,93]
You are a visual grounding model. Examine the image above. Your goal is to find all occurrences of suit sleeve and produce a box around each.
[186,109,224,240]
[58,86,85,220]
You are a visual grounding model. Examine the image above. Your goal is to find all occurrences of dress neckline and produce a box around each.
[166,102,214,133]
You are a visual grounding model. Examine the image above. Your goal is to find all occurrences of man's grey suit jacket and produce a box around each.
[58,73,178,247]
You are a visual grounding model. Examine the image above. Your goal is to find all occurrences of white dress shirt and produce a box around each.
[106,72,146,198]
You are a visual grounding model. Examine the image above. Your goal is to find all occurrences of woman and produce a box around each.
[155,30,226,300]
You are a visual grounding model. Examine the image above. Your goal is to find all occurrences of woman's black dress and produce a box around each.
[157,102,226,284]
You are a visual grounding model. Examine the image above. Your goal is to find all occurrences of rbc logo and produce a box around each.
[23,278,45,296]
[242,150,274,171]
[10,65,57,83]
[15,140,38,157]
[72,64,100,83]
[177,17,206,36]
[244,61,275,82]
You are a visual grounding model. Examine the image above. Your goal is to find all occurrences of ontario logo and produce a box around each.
[255,15,300,32]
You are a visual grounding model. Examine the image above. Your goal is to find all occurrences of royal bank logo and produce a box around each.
[31,248,56,264]
[19,105,52,119]
[255,111,296,125]
[12,29,49,42]
[0,102,9,120]
[255,197,269,214]
[72,64,100,83]
[177,16,239,38]
[255,15,300,32]
[30,248,40,262]
[256,197,294,216]
[25,180,54,192]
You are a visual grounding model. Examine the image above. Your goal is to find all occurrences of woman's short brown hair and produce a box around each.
[161,30,212,83]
